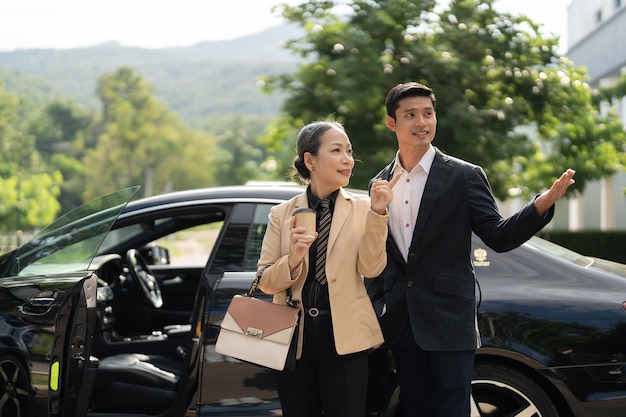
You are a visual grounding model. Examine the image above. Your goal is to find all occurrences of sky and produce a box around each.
[0,0,570,52]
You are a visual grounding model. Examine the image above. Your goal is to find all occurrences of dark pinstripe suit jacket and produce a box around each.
[365,147,554,350]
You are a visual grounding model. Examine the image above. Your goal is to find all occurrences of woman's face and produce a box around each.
[306,126,354,198]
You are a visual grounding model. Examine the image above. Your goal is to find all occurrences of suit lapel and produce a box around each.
[375,161,395,182]
[327,189,351,254]
[294,193,309,210]
[290,193,311,271]
[409,148,452,251]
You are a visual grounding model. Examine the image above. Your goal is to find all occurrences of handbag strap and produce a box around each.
[248,266,266,297]
[251,265,298,307]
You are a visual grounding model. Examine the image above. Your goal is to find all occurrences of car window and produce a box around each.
[6,186,140,277]
[208,203,273,274]
[99,208,227,266]
[150,222,222,265]
[244,204,273,271]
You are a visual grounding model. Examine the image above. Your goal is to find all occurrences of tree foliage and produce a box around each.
[26,100,95,213]
[0,173,62,233]
[0,81,62,233]
[262,0,626,199]
[595,71,626,105]
[2,63,275,236]
[83,67,219,200]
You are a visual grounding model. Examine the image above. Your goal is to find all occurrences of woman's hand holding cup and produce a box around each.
[288,208,317,271]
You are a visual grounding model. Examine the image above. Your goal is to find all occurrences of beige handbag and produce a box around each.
[215,271,300,371]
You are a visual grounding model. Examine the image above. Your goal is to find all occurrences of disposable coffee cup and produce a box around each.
[293,208,316,239]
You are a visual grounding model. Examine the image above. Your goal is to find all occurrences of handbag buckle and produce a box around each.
[245,327,263,338]
[308,307,320,317]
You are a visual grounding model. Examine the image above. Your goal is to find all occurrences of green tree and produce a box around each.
[594,71,626,199]
[215,127,262,186]
[262,0,626,198]
[212,116,286,185]
[28,100,94,155]
[258,116,302,182]
[0,82,62,233]
[0,173,62,234]
[27,100,95,213]
[83,67,218,200]
[169,129,220,191]
[595,71,626,105]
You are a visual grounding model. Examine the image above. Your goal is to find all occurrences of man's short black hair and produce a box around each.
[385,82,437,118]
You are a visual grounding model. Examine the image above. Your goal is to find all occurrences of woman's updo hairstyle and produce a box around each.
[291,120,345,182]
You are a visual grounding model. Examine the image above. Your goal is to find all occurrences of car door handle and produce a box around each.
[161,276,184,286]
[21,290,58,315]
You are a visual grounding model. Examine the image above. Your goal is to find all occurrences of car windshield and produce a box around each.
[5,186,140,277]
[525,235,593,267]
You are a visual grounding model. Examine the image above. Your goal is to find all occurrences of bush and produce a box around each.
[538,231,626,264]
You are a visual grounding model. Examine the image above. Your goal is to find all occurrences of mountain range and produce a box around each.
[0,24,303,128]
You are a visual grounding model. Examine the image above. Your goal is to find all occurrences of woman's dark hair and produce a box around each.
[385,82,437,119]
[290,120,345,182]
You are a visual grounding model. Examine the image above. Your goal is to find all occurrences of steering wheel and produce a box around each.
[125,249,163,308]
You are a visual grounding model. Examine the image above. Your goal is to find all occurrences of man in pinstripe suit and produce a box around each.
[366,82,576,417]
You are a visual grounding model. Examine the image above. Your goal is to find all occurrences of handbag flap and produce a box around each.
[222,295,299,338]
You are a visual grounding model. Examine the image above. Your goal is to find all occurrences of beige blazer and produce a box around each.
[257,187,387,357]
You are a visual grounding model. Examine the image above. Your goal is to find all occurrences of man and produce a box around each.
[366,82,575,417]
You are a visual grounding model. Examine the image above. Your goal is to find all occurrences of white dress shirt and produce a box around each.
[388,145,436,261]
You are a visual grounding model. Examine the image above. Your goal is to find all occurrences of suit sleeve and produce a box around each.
[357,203,389,278]
[469,165,553,252]
[257,204,303,295]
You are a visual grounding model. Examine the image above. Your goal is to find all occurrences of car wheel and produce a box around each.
[0,355,32,417]
[472,363,559,417]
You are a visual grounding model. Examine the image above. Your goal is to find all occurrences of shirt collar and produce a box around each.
[306,187,338,210]
[392,145,436,177]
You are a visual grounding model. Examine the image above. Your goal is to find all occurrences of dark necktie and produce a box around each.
[314,199,331,285]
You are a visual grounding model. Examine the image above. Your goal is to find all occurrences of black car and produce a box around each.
[1,183,625,417]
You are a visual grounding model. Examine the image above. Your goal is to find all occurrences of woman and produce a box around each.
[257,120,398,417]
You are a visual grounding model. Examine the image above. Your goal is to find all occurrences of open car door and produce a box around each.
[0,186,140,417]
[48,273,98,417]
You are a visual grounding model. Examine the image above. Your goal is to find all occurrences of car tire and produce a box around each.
[472,363,559,417]
[0,355,32,417]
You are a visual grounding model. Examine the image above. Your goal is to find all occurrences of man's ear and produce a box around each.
[385,115,396,131]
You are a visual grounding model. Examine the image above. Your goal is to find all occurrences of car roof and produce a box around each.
[121,183,370,215]
[121,184,307,213]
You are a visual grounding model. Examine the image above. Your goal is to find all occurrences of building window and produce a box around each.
[595,9,602,24]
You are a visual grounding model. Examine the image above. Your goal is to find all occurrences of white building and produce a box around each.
[548,0,626,231]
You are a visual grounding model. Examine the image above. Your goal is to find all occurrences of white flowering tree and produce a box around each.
[262,0,626,199]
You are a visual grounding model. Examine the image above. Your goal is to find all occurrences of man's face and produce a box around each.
[386,96,437,148]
